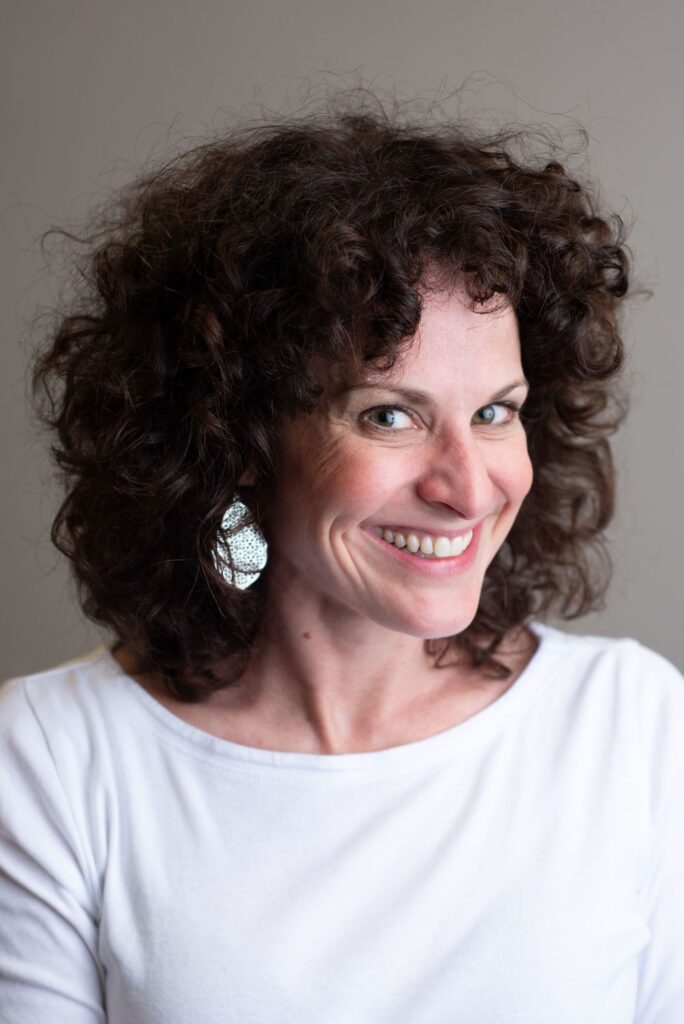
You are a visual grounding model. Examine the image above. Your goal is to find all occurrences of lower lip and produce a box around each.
[362,524,481,577]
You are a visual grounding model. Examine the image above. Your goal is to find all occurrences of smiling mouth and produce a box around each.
[371,526,474,559]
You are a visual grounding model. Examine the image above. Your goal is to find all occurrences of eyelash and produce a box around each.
[473,400,523,425]
[362,401,523,431]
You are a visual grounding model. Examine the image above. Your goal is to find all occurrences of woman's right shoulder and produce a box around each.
[0,649,122,922]
[0,645,125,764]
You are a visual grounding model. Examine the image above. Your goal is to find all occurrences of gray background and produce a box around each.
[2,0,682,679]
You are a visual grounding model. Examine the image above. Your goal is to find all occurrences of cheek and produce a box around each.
[314,453,405,522]
[276,435,401,528]
[495,440,534,507]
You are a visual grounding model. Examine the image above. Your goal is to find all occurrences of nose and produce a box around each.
[414,435,498,523]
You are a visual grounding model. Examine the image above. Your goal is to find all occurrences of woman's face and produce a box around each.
[263,286,533,640]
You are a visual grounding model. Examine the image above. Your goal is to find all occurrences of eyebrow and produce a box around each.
[338,379,529,405]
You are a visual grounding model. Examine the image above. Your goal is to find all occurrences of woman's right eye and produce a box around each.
[362,405,415,431]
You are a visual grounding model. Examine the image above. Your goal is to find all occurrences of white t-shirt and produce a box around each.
[0,622,683,1024]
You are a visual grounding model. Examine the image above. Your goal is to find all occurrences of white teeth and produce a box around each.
[372,526,474,560]
[434,537,451,557]
[451,530,473,556]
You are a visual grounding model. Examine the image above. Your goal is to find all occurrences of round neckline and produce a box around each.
[96,622,562,775]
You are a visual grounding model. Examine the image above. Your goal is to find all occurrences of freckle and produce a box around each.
[302,632,311,640]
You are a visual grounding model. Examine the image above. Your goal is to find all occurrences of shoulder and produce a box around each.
[0,651,119,927]
[0,646,136,874]
[1,644,119,720]
[534,622,684,747]
[536,621,682,684]
[0,646,129,780]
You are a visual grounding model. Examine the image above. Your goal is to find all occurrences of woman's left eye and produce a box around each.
[473,402,518,426]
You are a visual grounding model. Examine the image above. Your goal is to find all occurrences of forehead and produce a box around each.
[406,287,518,359]
[347,290,521,396]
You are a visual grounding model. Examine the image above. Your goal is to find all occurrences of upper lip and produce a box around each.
[369,523,478,540]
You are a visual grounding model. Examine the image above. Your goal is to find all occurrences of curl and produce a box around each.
[29,99,633,697]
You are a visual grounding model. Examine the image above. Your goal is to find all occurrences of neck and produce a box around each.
[211,576,536,754]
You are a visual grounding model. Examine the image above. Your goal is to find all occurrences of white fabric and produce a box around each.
[1,623,683,1023]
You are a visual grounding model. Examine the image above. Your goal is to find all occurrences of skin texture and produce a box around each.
[116,286,536,753]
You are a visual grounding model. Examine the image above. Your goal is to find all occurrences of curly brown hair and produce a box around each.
[29,98,630,700]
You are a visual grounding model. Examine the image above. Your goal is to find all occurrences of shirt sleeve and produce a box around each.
[0,677,105,1023]
[633,649,684,1023]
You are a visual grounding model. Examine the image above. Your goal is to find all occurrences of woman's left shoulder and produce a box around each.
[534,622,684,723]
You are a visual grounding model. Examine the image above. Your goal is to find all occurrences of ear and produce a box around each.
[237,467,257,487]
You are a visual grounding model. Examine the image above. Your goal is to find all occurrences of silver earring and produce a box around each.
[214,497,268,590]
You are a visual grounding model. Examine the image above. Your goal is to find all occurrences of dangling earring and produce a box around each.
[214,496,268,590]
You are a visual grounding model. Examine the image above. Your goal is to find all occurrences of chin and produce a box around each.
[370,599,480,642]
[412,614,478,642]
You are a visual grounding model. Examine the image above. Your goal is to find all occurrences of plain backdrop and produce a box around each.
[2,0,682,679]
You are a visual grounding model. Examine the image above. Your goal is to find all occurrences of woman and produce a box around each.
[1,100,682,1023]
